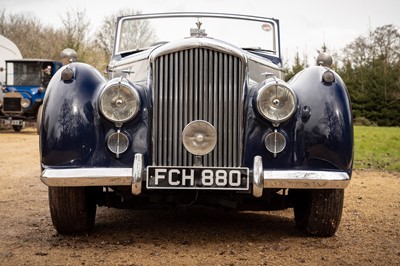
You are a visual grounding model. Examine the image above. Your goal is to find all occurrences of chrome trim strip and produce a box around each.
[121,12,278,23]
[41,168,133,187]
[149,38,247,64]
[263,170,351,189]
[132,153,143,195]
[252,155,263,197]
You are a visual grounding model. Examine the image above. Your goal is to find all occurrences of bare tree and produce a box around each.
[0,9,63,59]
[118,15,156,52]
[338,24,400,125]
[95,9,156,60]
[372,25,400,64]
[60,8,91,57]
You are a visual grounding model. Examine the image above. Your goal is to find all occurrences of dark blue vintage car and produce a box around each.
[39,13,353,236]
[1,59,62,132]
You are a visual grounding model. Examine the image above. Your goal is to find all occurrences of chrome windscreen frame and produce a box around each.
[114,12,281,59]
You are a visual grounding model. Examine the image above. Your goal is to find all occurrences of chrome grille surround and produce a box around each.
[150,39,247,167]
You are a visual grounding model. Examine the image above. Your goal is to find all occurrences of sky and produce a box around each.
[2,0,400,65]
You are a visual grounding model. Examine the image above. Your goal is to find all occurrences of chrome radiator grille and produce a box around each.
[152,48,245,167]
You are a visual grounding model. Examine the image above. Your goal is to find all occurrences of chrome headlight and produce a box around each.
[99,80,140,124]
[21,98,30,108]
[257,79,297,125]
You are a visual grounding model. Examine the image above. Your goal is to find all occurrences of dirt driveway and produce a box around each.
[0,128,399,265]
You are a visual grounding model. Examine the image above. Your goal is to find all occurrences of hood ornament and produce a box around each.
[190,18,207,37]
[196,19,202,30]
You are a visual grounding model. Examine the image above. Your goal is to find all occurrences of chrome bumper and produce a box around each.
[41,154,351,197]
[41,154,144,195]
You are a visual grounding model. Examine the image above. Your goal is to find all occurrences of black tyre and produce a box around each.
[48,187,97,235]
[291,189,344,237]
[12,125,22,132]
[36,105,43,134]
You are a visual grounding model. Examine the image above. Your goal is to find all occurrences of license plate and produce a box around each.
[146,166,249,191]
[11,120,23,126]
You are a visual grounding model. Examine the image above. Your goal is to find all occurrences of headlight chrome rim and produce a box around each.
[99,79,140,124]
[256,80,297,124]
[21,98,30,108]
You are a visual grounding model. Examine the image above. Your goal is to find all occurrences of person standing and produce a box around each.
[39,65,52,92]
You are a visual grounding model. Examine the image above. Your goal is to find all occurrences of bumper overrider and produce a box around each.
[41,154,351,198]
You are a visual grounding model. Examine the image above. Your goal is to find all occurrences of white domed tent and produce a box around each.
[0,35,23,85]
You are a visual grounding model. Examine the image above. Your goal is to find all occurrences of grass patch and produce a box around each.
[354,126,400,171]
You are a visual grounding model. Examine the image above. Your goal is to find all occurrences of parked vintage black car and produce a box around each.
[39,13,353,236]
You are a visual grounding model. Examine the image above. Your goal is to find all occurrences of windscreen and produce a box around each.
[6,62,43,86]
[115,14,279,56]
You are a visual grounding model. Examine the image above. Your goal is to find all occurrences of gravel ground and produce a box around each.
[0,128,399,265]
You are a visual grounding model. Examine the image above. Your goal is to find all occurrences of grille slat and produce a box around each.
[152,48,244,167]
[3,97,22,112]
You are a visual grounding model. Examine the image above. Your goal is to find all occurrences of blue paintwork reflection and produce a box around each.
[290,67,353,172]
[244,66,353,173]
[41,63,151,168]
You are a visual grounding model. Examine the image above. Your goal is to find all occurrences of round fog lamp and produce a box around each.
[107,131,129,157]
[265,131,286,155]
[182,120,217,156]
